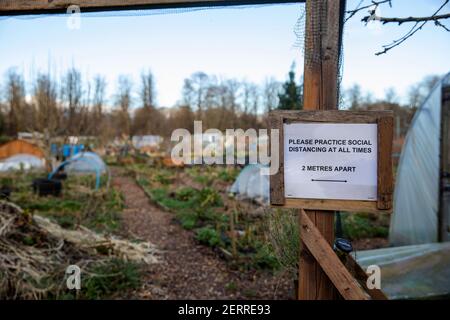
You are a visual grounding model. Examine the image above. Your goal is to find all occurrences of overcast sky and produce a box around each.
[0,0,449,108]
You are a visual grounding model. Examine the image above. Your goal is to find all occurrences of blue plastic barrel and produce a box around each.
[62,144,71,158]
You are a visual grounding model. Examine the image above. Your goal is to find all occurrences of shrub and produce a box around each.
[341,212,389,239]
[198,188,222,207]
[252,244,279,270]
[81,259,141,299]
[175,187,197,201]
[178,211,198,230]
[196,227,221,247]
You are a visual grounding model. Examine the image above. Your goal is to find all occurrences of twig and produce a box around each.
[435,19,450,31]
[345,0,450,55]
[375,0,450,55]
[345,0,392,23]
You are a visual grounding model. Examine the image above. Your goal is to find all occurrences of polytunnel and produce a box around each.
[0,140,46,172]
[390,72,450,246]
[0,154,45,172]
[229,164,270,204]
[49,152,108,190]
[64,152,107,174]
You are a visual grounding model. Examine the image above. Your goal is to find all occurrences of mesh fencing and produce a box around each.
[1,2,346,108]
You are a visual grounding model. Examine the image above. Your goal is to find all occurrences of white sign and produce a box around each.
[284,123,377,201]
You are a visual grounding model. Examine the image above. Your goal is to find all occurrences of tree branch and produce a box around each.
[363,12,450,24]
[345,0,450,55]
[375,0,449,55]
[345,0,391,24]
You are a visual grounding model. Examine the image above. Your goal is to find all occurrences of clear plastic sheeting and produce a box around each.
[354,242,450,299]
[64,152,107,174]
[132,135,163,149]
[390,73,450,246]
[0,154,45,172]
[229,164,269,204]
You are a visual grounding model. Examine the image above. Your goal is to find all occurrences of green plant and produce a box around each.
[136,177,150,187]
[178,211,198,230]
[81,259,141,299]
[218,167,239,182]
[266,209,299,276]
[8,173,124,234]
[252,244,279,270]
[154,170,173,185]
[149,188,189,211]
[50,214,77,229]
[175,187,197,201]
[196,227,221,247]
[341,212,389,239]
[86,189,123,232]
[20,198,83,213]
[198,188,222,208]
[225,281,238,292]
[196,208,221,223]
[194,174,211,186]
[133,166,283,272]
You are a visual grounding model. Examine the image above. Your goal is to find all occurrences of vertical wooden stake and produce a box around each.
[439,86,450,242]
[299,0,345,300]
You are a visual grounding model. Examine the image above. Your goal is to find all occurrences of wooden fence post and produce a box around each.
[299,0,346,300]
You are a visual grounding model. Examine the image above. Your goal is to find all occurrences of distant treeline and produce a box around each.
[0,65,440,141]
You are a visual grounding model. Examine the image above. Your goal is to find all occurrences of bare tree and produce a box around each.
[182,72,209,119]
[61,67,82,135]
[262,77,281,113]
[115,75,132,137]
[346,0,450,55]
[141,69,156,109]
[384,87,398,104]
[407,74,441,109]
[132,70,162,135]
[78,78,92,135]
[224,79,240,114]
[5,69,26,135]
[345,84,363,109]
[242,81,259,115]
[33,72,59,139]
[89,75,107,136]
[168,105,194,133]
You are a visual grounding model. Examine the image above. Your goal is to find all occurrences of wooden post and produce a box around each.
[299,0,345,300]
[299,209,369,300]
[439,86,450,242]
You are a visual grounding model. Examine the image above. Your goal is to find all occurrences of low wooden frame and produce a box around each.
[269,110,394,214]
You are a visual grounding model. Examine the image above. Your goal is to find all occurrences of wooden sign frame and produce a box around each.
[269,110,394,214]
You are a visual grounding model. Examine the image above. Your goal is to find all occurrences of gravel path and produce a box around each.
[111,168,294,300]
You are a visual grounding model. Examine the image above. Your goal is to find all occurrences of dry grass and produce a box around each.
[265,208,299,278]
[0,200,159,299]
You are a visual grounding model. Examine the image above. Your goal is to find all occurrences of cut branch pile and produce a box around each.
[33,215,159,264]
[0,201,159,299]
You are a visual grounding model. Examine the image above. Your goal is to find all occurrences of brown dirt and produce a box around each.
[111,167,294,300]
